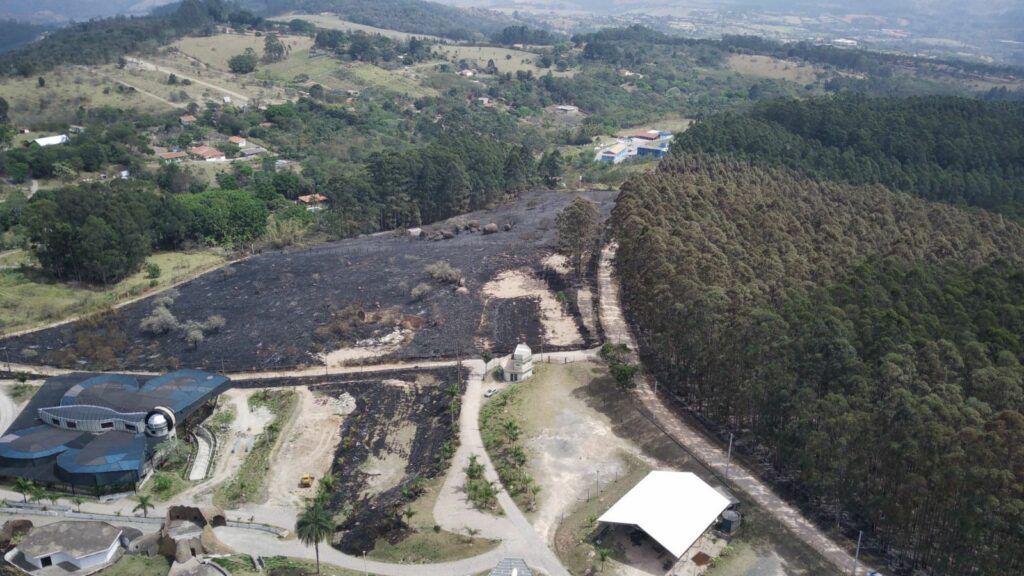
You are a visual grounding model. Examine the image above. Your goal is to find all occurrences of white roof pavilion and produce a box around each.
[598,471,731,558]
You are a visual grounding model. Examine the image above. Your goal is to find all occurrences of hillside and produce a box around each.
[673,96,1024,218]
[244,0,529,40]
[613,154,1024,575]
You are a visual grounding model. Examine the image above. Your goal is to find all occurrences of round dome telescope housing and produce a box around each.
[145,407,176,437]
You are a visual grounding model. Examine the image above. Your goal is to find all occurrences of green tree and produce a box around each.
[263,33,286,63]
[228,49,258,74]
[13,478,33,502]
[295,501,333,575]
[556,196,600,279]
[133,495,154,517]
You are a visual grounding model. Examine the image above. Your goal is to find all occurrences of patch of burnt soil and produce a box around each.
[2,191,616,371]
[484,297,544,353]
[230,367,463,554]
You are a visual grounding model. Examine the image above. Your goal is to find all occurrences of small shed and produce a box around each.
[503,343,534,382]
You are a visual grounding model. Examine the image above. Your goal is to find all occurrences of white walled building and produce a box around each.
[503,343,534,382]
[16,521,123,570]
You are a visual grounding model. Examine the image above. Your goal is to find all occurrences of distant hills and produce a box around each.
[0,0,178,23]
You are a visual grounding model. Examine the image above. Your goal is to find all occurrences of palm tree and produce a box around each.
[317,473,336,504]
[133,495,154,518]
[13,478,33,503]
[502,420,520,444]
[28,486,45,503]
[72,496,85,513]
[295,501,333,575]
[463,526,480,544]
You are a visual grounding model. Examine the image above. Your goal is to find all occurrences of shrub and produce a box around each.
[203,315,226,332]
[424,261,461,284]
[140,305,178,334]
[184,323,204,349]
[410,282,433,301]
[145,262,162,279]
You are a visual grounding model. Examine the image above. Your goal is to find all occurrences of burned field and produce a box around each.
[233,367,462,555]
[1,191,615,371]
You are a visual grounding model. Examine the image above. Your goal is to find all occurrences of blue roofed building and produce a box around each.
[0,370,229,494]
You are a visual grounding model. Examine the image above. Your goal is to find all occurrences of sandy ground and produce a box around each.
[360,420,416,498]
[518,362,653,543]
[482,269,584,347]
[0,379,42,433]
[319,327,412,367]
[542,254,571,275]
[263,387,350,509]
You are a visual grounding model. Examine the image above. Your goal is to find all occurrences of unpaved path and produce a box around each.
[261,387,347,509]
[598,243,868,574]
[124,57,251,104]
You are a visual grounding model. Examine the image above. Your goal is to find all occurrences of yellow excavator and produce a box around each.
[299,473,314,488]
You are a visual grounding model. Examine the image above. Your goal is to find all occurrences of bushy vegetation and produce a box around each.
[21,182,265,284]
[479,387,539,510]
[613,153,1024,575]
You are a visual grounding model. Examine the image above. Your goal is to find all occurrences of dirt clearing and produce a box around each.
[482,269,583,347]
[262,387,351,510]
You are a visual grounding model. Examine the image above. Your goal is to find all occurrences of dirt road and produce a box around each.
[124,57,251,105]
[598,243,868,574]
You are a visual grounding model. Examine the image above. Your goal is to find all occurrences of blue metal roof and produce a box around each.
[56,433,146,475]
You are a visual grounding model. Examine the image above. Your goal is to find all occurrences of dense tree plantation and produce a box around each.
[673,96,1024,218]
[613,154,1024,574]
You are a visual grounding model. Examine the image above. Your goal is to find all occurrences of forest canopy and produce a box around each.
[613,153,1024,575]
[673,96,1024,219]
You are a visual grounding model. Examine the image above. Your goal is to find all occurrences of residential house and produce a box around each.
[228,136,247,147]
[158,151,188,163]
[297,193,328,211]
[179,115,197,126]
[597,142,628,164]
[188,146,226,162]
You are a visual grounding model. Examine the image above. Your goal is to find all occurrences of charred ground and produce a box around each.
[2,191,615,372]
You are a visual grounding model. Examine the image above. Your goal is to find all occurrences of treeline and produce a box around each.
[24,183,266,283]
[613,154,1024,575]
[247,0,525,40]
[324,136,543,231]
[313,29,432,64]
[492,25,561,46]
[674,96,1024,218]
[0,0,256,76]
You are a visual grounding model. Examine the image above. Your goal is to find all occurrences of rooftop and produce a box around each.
[18,521,121,559]
[598,471,731,558]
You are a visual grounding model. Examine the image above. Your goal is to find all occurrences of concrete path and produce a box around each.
[598,243,868,575]
[0,386,17,438]
[187,426,214,481]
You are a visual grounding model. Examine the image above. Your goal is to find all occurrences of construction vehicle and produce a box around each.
[300,473,314,488]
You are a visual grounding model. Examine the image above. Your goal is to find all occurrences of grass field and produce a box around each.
[0,250,227,336]
[727,54,827,85]
[367,474,499,563]
[172,33,315,72]
[0,66,171,125]
[268,13,442,42]
[98,554,172,576]
[438,45,577,77]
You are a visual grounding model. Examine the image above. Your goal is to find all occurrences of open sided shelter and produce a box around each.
[598,471,731,558]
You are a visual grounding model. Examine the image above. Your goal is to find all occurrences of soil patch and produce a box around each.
[482,269,583,347]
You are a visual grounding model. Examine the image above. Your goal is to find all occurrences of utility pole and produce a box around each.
[363,550,368,576]
[851,530,863,576]
[725,433,734,480]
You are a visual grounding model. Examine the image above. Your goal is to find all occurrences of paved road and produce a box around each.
[598,243,867,575]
